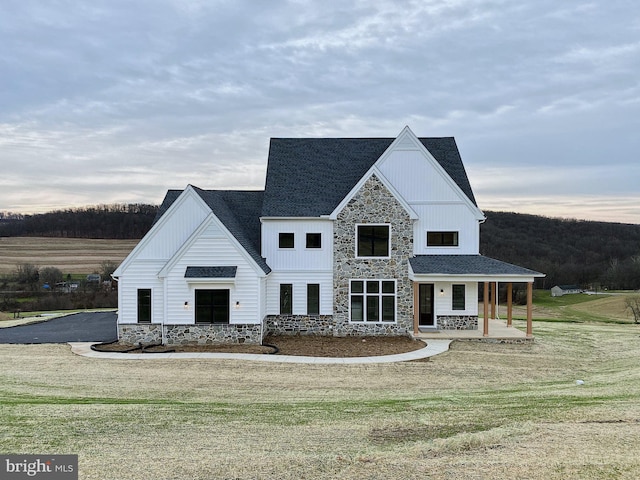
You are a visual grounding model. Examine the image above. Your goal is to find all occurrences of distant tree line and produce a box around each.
[2,205,639,290]
[0,204,158,239]
[481,211,640,290]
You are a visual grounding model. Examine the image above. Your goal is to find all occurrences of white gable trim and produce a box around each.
[378,126,485,221]
[158,213,268,279]
[112,186,209,277]
[329,166,419,220]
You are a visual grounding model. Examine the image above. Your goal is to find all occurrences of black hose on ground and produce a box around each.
[262,343,279,355]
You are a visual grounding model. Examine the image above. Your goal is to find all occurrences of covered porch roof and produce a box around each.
[409,255,545,339]
[409,254,544,282]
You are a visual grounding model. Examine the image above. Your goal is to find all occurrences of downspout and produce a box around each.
[161,275,167,346]
[110,273,120,341]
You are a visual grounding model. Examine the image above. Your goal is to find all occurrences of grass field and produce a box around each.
[0,237,137,275]
[1,306,640,478]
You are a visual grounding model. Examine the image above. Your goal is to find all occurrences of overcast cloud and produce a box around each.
[1,0,639,223]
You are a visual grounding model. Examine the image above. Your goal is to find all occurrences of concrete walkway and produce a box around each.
[69,339,453,364]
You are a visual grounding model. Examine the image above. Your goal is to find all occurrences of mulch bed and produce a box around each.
[92,335,427,357]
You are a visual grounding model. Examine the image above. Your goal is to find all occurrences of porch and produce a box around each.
[414,317,531,342]
[408,255,545,339]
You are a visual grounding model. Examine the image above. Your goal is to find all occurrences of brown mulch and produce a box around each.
[92,335,427,358]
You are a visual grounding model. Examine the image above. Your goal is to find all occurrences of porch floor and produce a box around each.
[414,318,531,340]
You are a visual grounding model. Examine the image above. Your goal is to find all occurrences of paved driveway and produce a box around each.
[0,311,117,344]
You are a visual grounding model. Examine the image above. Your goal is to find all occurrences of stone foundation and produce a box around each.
[118,323,262,345]
[265,315,334,336]
[118,324,162,344]
[437,315,478,330]
[333,321,411,337]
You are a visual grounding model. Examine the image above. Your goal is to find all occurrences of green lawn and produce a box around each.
[1,234,634,478]
[1,311,640,479]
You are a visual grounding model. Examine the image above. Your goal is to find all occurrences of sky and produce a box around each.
[1,0,639,224]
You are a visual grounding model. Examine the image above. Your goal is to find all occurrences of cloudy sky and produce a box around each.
[1,0,639,224]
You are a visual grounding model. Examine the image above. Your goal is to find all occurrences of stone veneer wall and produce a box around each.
[119,324,162,344]
[264,315,334,336]
[437,315,478,330]
[118,324,262,345]
[333,174,414,336]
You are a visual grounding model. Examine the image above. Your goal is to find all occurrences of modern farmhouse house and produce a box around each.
[113,126,543,345]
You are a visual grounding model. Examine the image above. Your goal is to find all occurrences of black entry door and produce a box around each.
[418,284,435,327]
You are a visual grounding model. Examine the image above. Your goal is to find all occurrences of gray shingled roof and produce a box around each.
[261,137,477,217]
[410,255,543,277]
[184,266,237,278]
[155,188,271,274]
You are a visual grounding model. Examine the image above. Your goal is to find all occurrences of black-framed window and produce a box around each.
[307,284,320,315]
[427,231,459,247]
[357,225,390,257]
[279,233,295,249]
[306,233,322,249]
[195,289,230,324]
[349,280,395,322]
[280,284,292,315]
[452,284,466,310]
[137,289,151,323]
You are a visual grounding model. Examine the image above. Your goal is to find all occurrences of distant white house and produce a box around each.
[551,285,582,297]
[113,126,544,345]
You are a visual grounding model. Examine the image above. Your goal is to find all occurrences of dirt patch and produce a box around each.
[92,335,427,357]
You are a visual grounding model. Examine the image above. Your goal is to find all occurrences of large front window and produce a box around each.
[350,280,396,322]
[357,225,390,257]
[195,289,230,324]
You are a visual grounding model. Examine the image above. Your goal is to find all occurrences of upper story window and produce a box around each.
[356,224,390,257]
[306,233,322,249]
[427,231,459,247]
[279,232,295,249]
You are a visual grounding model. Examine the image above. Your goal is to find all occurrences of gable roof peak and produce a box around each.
[262,131,478,217]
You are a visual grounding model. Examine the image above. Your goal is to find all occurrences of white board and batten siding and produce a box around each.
[137,192,210,260]
[434,282,478,316]
[412,204,480,255]
[261,219,333,270]
[266,271,333,316]
[163,223,264,325]
[116,191,211,325]
[117,260,165,324]
[377,147,482,255]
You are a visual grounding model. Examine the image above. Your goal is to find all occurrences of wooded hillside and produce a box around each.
[0,204,158,239]
[1,206,639,290]
[480,211,640,290]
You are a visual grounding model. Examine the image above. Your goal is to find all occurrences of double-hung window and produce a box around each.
[452,284,466,310]
[137,289,151,323]
[349,280,396,322]
[307,284,320,315]
[356,225,390,257]
[280,284,292,315]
